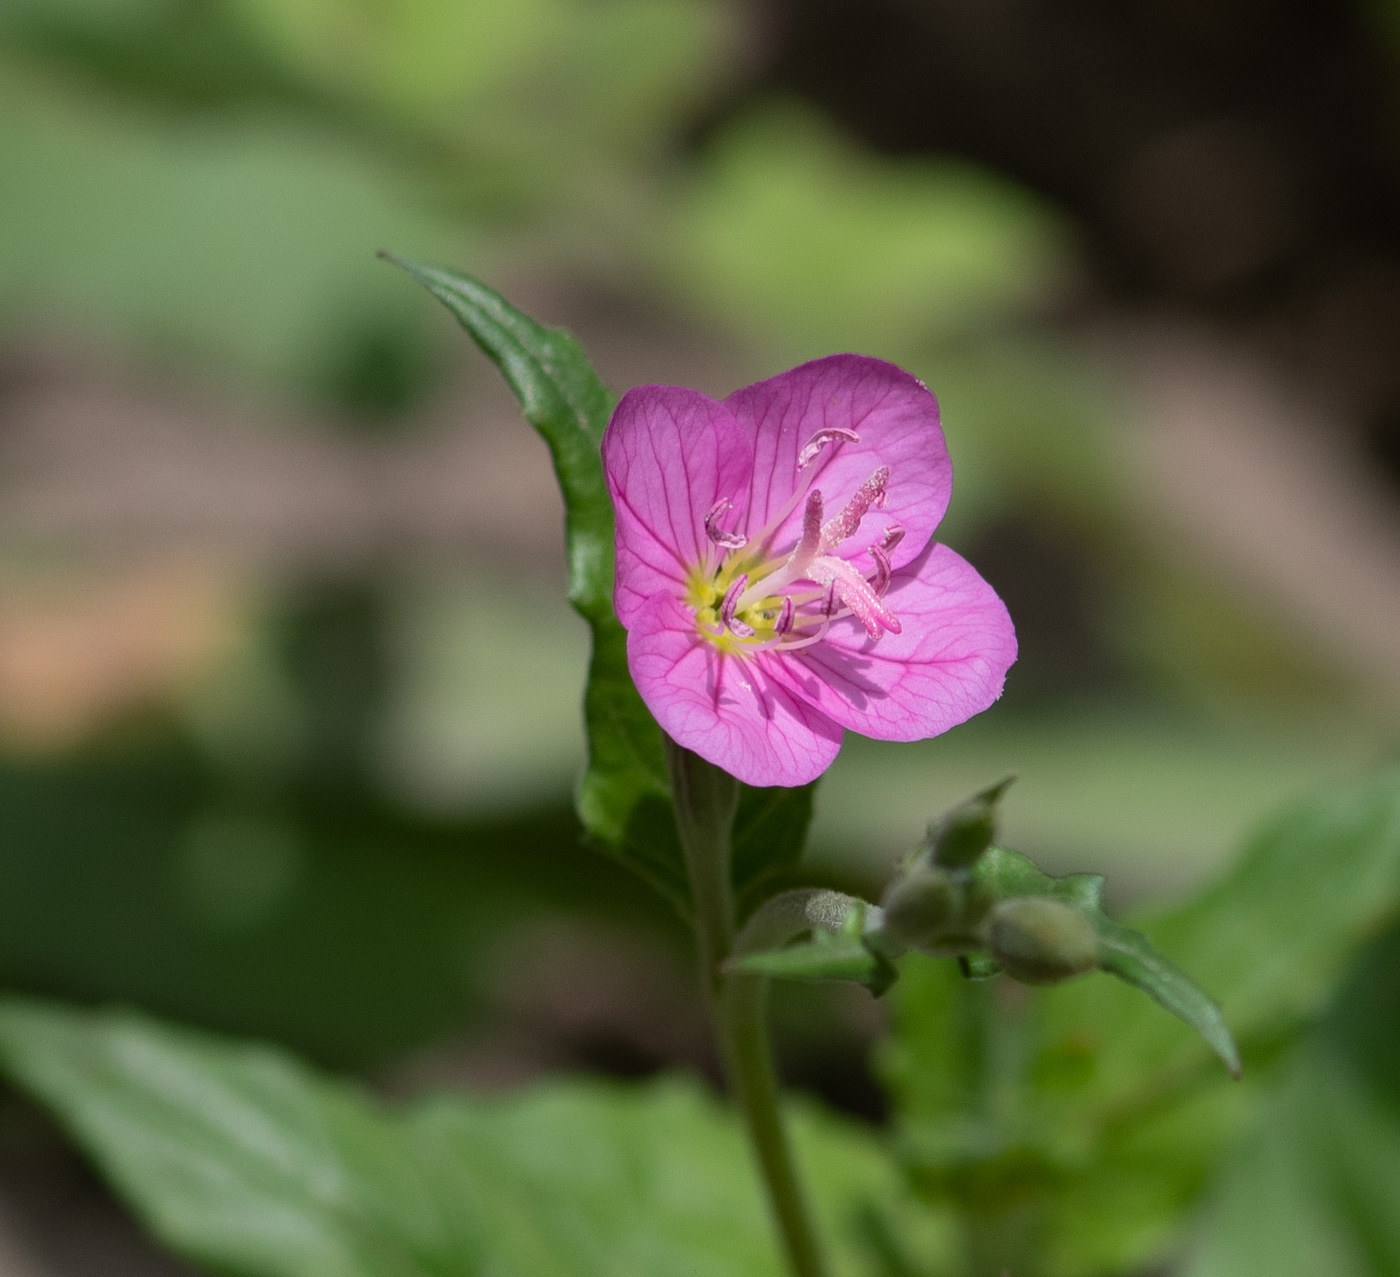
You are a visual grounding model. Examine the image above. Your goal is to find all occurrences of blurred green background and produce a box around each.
[2,1,1400,1273]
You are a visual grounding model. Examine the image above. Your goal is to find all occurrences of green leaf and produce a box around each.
[0,997,957,1277]
[1183,1046,1400,1277]
[384,259,820,918]
[1095,918,1239,1079]
[732,935,893,994]
[969,846,1239,1076]
[1043,763,1400,1107]
[380,257,668,848]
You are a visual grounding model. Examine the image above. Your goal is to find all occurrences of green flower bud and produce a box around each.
[879,861,992,956]
[988,897,1100,985]
[929,775,1014,869]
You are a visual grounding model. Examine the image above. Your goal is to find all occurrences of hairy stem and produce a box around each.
[665,741,829,1277]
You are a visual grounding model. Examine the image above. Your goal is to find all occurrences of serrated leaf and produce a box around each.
[381,257,668,843]
[0,998,956,1277]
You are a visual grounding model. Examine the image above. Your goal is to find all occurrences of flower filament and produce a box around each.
[689,429,904,655]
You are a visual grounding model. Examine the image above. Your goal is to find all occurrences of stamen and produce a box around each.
[705,498,747,551]
[774,617,831,652]
[820,467,890,553]
[811,554,902,640]
[879,523,905,554]
[737,489,824,610]
[797,427,861,470]
[775,596,795,637]
[870,544,892,595]
[795,490,824,565]
[720,575,755,637]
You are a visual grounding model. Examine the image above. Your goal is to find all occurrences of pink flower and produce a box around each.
[602,354,1016,788]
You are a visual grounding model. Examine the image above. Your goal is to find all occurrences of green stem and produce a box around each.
[665,741,829,1277]
[720,972,829,1277]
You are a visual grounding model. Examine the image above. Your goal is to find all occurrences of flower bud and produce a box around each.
[879,861,991,956]
[988,897,1100,985]
[929,775,1014,869]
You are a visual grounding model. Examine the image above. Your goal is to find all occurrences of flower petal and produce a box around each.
[765,542,1016,741]
[725,354,950,570]
[604,385,753,627]
[627,592,844,787]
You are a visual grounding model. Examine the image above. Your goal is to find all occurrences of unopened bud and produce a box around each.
[988,897,1099,985]
[879,862,991,956]
[882,863,954,942]
[930,776,1014,869]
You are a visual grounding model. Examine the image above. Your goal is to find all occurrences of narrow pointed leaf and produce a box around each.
[384,258,819,914]
[1096,918,1241,1078]
[381,256,669,847]
[967,846,1239,1073]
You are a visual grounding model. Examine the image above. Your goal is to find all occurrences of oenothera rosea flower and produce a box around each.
[602,354,1016,788]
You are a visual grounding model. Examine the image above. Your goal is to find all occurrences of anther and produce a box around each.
[797,427,861,470]
[879,523,905,554]
[721,575,755,637]
[775,596,795,637]
[820,467,890,552]
[811,555,902,640]
[870,545,892,595]
[705,498,747,551]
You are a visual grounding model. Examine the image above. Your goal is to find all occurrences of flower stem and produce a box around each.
[719,972,829,1277]
[665,741,829,1277]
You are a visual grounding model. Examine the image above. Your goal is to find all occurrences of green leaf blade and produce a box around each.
[382,255,669,853]
[383,258,821,909]
[0,998,955,1277]
[965,845,1240,1073]
[378,254,614,618]
[1097,918,1241,1078]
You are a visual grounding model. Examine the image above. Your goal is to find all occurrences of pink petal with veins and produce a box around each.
[627,592,844,788]
[603,385,753,626]
[764,542,1016,741]
[725,355,950,570]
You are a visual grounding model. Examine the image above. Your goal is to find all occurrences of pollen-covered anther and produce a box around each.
[820,466,890,552]
[812,555,901,640]
[705,498,747,551]
[797,426,861,470]
[720,574,755,637]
